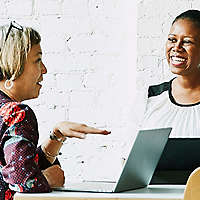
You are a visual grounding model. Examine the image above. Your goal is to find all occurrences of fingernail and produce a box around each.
[81,134,86,139]
[104,130,111,134]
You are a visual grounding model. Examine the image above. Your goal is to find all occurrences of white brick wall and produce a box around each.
[137,0,200,88]
[5,0,200,183]
[0,0,137,181]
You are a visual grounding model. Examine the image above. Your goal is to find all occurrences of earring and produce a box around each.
[4,79,13,90]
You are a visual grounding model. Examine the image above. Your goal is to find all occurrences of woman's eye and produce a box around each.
[168,38,176,43]
[35,58,41,63]
[183,40,192,44]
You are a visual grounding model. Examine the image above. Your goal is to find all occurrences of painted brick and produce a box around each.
[36,0,62,16]
[6,0,33,17]
[56,72,84,91]
[137,0,198,88]
[2,0,137,182]
[62,0,89,17]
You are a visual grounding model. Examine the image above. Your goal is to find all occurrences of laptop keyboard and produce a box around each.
[56,181,117,193]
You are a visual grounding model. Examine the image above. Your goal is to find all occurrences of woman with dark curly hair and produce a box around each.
[137,9,200,199]
[140,10,200,138]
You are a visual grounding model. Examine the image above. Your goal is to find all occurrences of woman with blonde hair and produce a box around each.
[0,21,110,200]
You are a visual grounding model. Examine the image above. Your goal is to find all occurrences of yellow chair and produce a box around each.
[184,167,200,200]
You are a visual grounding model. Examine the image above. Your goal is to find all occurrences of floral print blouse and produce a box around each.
[0,90,60,200]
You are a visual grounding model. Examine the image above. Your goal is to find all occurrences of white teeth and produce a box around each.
[172,57,186,62]
[171,56,186,64]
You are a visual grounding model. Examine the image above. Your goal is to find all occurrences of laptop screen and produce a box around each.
[151,138,200,184]
[156,138,200,170]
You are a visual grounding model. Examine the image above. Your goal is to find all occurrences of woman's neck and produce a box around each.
[171,76,200,105]
[175,75,200,90]
[0,82,22,102]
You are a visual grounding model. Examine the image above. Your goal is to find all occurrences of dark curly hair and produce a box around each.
[172,9,200,28]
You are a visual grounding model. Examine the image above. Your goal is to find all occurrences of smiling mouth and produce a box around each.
[170,56,187,66]
[37,80,43,86]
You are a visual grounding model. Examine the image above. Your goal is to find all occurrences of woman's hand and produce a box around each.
[53,121,111,139]
[42,165,65,188]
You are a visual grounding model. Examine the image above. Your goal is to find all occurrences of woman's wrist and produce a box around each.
[42,145,61,158]
[50,131,67,144]
[42,130,66,163]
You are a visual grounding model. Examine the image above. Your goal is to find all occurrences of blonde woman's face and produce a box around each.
[14,43,47,101]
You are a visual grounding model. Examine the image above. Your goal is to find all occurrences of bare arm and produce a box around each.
[41,121,110,187]
[41,121,111,163]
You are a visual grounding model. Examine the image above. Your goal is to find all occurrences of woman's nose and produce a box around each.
[41,62,47,74]
[173,40,183,52]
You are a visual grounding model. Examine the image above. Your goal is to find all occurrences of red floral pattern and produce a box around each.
[0,91,56,199]
[33,153,39,165]
[0,102,25,127]
[5,189,13,200]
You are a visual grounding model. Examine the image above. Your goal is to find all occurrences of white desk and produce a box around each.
[14,185,185,200]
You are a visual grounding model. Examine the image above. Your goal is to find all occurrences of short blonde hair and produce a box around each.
[0,22,41,81]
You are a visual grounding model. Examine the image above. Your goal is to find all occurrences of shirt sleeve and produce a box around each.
[0,102,52,193]
[36,145,61,171]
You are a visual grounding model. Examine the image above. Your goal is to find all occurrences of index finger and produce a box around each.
[71,125,111,135]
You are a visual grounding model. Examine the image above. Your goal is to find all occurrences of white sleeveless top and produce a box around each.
[138,79,200,138]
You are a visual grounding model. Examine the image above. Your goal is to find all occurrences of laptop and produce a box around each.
[151,137,200,184]
[53,127,172,193]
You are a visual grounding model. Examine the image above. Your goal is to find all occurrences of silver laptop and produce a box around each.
[53,127,172,193]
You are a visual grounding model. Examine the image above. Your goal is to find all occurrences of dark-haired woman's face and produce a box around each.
[166,19,200,76]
